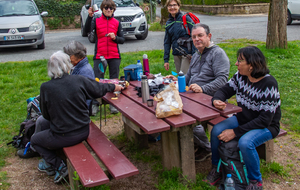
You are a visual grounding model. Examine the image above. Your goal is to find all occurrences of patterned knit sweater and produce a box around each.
[212,71,281,138]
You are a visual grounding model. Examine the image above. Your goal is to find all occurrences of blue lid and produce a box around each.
[227,174,232,178]
[124,64,138,70]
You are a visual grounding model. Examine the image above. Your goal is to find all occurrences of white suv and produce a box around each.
[287,0,300,25]
[81,0,148,40]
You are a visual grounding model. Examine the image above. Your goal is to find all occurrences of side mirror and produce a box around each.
[85,4,90,9]
[136,3,140,7]
[40,11,48,17]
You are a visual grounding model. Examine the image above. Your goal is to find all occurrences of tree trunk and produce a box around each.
[266,0,288,49]
[160,0,169,26]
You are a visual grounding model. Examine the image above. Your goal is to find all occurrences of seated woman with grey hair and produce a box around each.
[63,40,94,80]
[30,51,123,184]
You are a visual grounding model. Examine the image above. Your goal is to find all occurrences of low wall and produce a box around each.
[181,3,269,15]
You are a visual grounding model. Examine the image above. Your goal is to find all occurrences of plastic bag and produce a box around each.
[153,82,183,118]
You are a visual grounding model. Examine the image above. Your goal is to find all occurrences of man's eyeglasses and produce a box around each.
[104,7,114,10]
[168,4,178,8]
[237,59,245,65]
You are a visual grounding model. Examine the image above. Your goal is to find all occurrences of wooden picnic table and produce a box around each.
[102,81,241,181]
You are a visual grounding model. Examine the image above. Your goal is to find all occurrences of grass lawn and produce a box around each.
[0,39,299,189]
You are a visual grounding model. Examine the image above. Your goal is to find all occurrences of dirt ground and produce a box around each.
[2,115,300,190]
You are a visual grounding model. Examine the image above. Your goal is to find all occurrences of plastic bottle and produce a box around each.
[142,54,150,76]
[136,60,143,81]
[224,174,235,190]
[178,71,186,92]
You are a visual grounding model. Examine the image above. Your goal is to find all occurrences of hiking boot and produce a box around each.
[195,148,212,162]
[17,148,39,159]
[109,104,119,114]
[38,159,55,176]
[203,165,222,186]
[54,161,68,183]
[246,180,263,190]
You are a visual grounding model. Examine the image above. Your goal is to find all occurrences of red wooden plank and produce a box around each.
[103,92,170,134]
[181,96,220,121]
[63,143,109,187]
[208,116,227,126]
[122,85,196,128]
[87,122,139,180]
[180,91,242,116]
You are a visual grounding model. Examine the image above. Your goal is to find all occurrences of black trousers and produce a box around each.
[94,58,121,79]
[31,116,89,169]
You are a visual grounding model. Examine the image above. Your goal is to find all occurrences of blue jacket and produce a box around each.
[164,11,195,63]
[71,57,95,80]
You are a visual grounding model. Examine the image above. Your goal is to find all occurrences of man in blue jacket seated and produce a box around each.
[165,23,230,162]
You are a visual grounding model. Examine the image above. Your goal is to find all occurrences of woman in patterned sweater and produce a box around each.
[206,46,281,190]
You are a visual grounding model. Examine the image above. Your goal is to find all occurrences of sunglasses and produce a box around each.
[104,7,114,10]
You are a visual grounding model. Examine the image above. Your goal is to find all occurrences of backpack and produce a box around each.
[182,12,200,35]
[217,140,249,190]
[7,95,42,149]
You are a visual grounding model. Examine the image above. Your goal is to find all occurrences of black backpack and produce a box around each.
[217,140,249,190]
[7,96,42,149]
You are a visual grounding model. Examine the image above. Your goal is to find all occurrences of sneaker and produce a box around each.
[246,180,263,190]
[195,148,212,162]
[203,165,222,186]
[38,159,55,176]
[17,148,40,159]
[54,161,68,183]
[109,104,119,114]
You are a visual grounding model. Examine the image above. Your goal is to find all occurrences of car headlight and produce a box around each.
[135,12,144,19]
[29,20,42,31]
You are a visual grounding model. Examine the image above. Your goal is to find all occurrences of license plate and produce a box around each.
[121,23,131,28]
[4,35,24,41]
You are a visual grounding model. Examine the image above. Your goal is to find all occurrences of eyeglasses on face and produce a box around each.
[104,7,114,10]
[237,59,245,65]
[168,4,178,8]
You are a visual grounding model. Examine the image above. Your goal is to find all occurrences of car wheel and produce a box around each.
[287,9,292,25]
[37,41,45,49]
[135,28,148,40]
[81,17,88,37]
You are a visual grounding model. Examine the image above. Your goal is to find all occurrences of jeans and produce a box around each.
[211,116,273,182]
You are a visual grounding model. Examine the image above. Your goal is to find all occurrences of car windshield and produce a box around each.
[0,0,38,17]
[94,0,135,7]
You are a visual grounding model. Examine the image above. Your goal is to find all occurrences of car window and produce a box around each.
[114,0,136,7]
[0,0,38,17]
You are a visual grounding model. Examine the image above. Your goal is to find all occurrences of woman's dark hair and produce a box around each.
[100,0,116,11]
[237,46,269,78]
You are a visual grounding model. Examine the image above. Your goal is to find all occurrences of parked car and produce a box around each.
[0,0,48,49]
[81,0,148,41]
[287,0,300,25]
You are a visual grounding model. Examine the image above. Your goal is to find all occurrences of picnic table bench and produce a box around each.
[207,115,287,163]
[63,121,139,189]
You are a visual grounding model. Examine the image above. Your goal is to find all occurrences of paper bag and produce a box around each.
[153,82,183,118]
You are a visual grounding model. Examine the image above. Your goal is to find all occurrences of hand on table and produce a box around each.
[106,33,116,40]
[189,84,202,93]
[164,75,177,81]
[213,100,226,110]
[218,129,236,142]
[114,84,124,92]
[88,7,94,17]
[164,62,169,71]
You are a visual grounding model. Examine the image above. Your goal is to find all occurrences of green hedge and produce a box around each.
[35,0,83,17]
[181,0,270,5]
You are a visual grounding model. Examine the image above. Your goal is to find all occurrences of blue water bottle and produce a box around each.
[178,71,186,92]
[136,60,143,81]
[224,174,235,190]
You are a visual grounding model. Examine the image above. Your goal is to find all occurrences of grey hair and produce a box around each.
[63,40,87,59]
[192,23,210,36]
[47,51,73,79]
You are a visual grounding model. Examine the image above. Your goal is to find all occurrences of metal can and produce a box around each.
[92,4,99,12]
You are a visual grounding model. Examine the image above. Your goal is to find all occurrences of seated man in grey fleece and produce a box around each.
[166,23,230,161]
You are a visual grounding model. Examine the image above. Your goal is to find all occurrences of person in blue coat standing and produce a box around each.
[164,0,196,74]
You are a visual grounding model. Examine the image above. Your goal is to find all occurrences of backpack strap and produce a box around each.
[182,14,190,35]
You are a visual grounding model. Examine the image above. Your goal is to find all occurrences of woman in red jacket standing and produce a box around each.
[85,0,125,80]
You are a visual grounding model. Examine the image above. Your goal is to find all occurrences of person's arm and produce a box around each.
[39,84,50,121]
[211,76,236,103]
[233,80,281,138]
[201,48,230,95]
[85,7,94,34]
[163,26,171,65]
[112,22,125,44]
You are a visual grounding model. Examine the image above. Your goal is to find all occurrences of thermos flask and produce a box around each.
[141,75,150,103]
[99,56,107,79]
[178,71,186,92]
[143,54,150,76]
